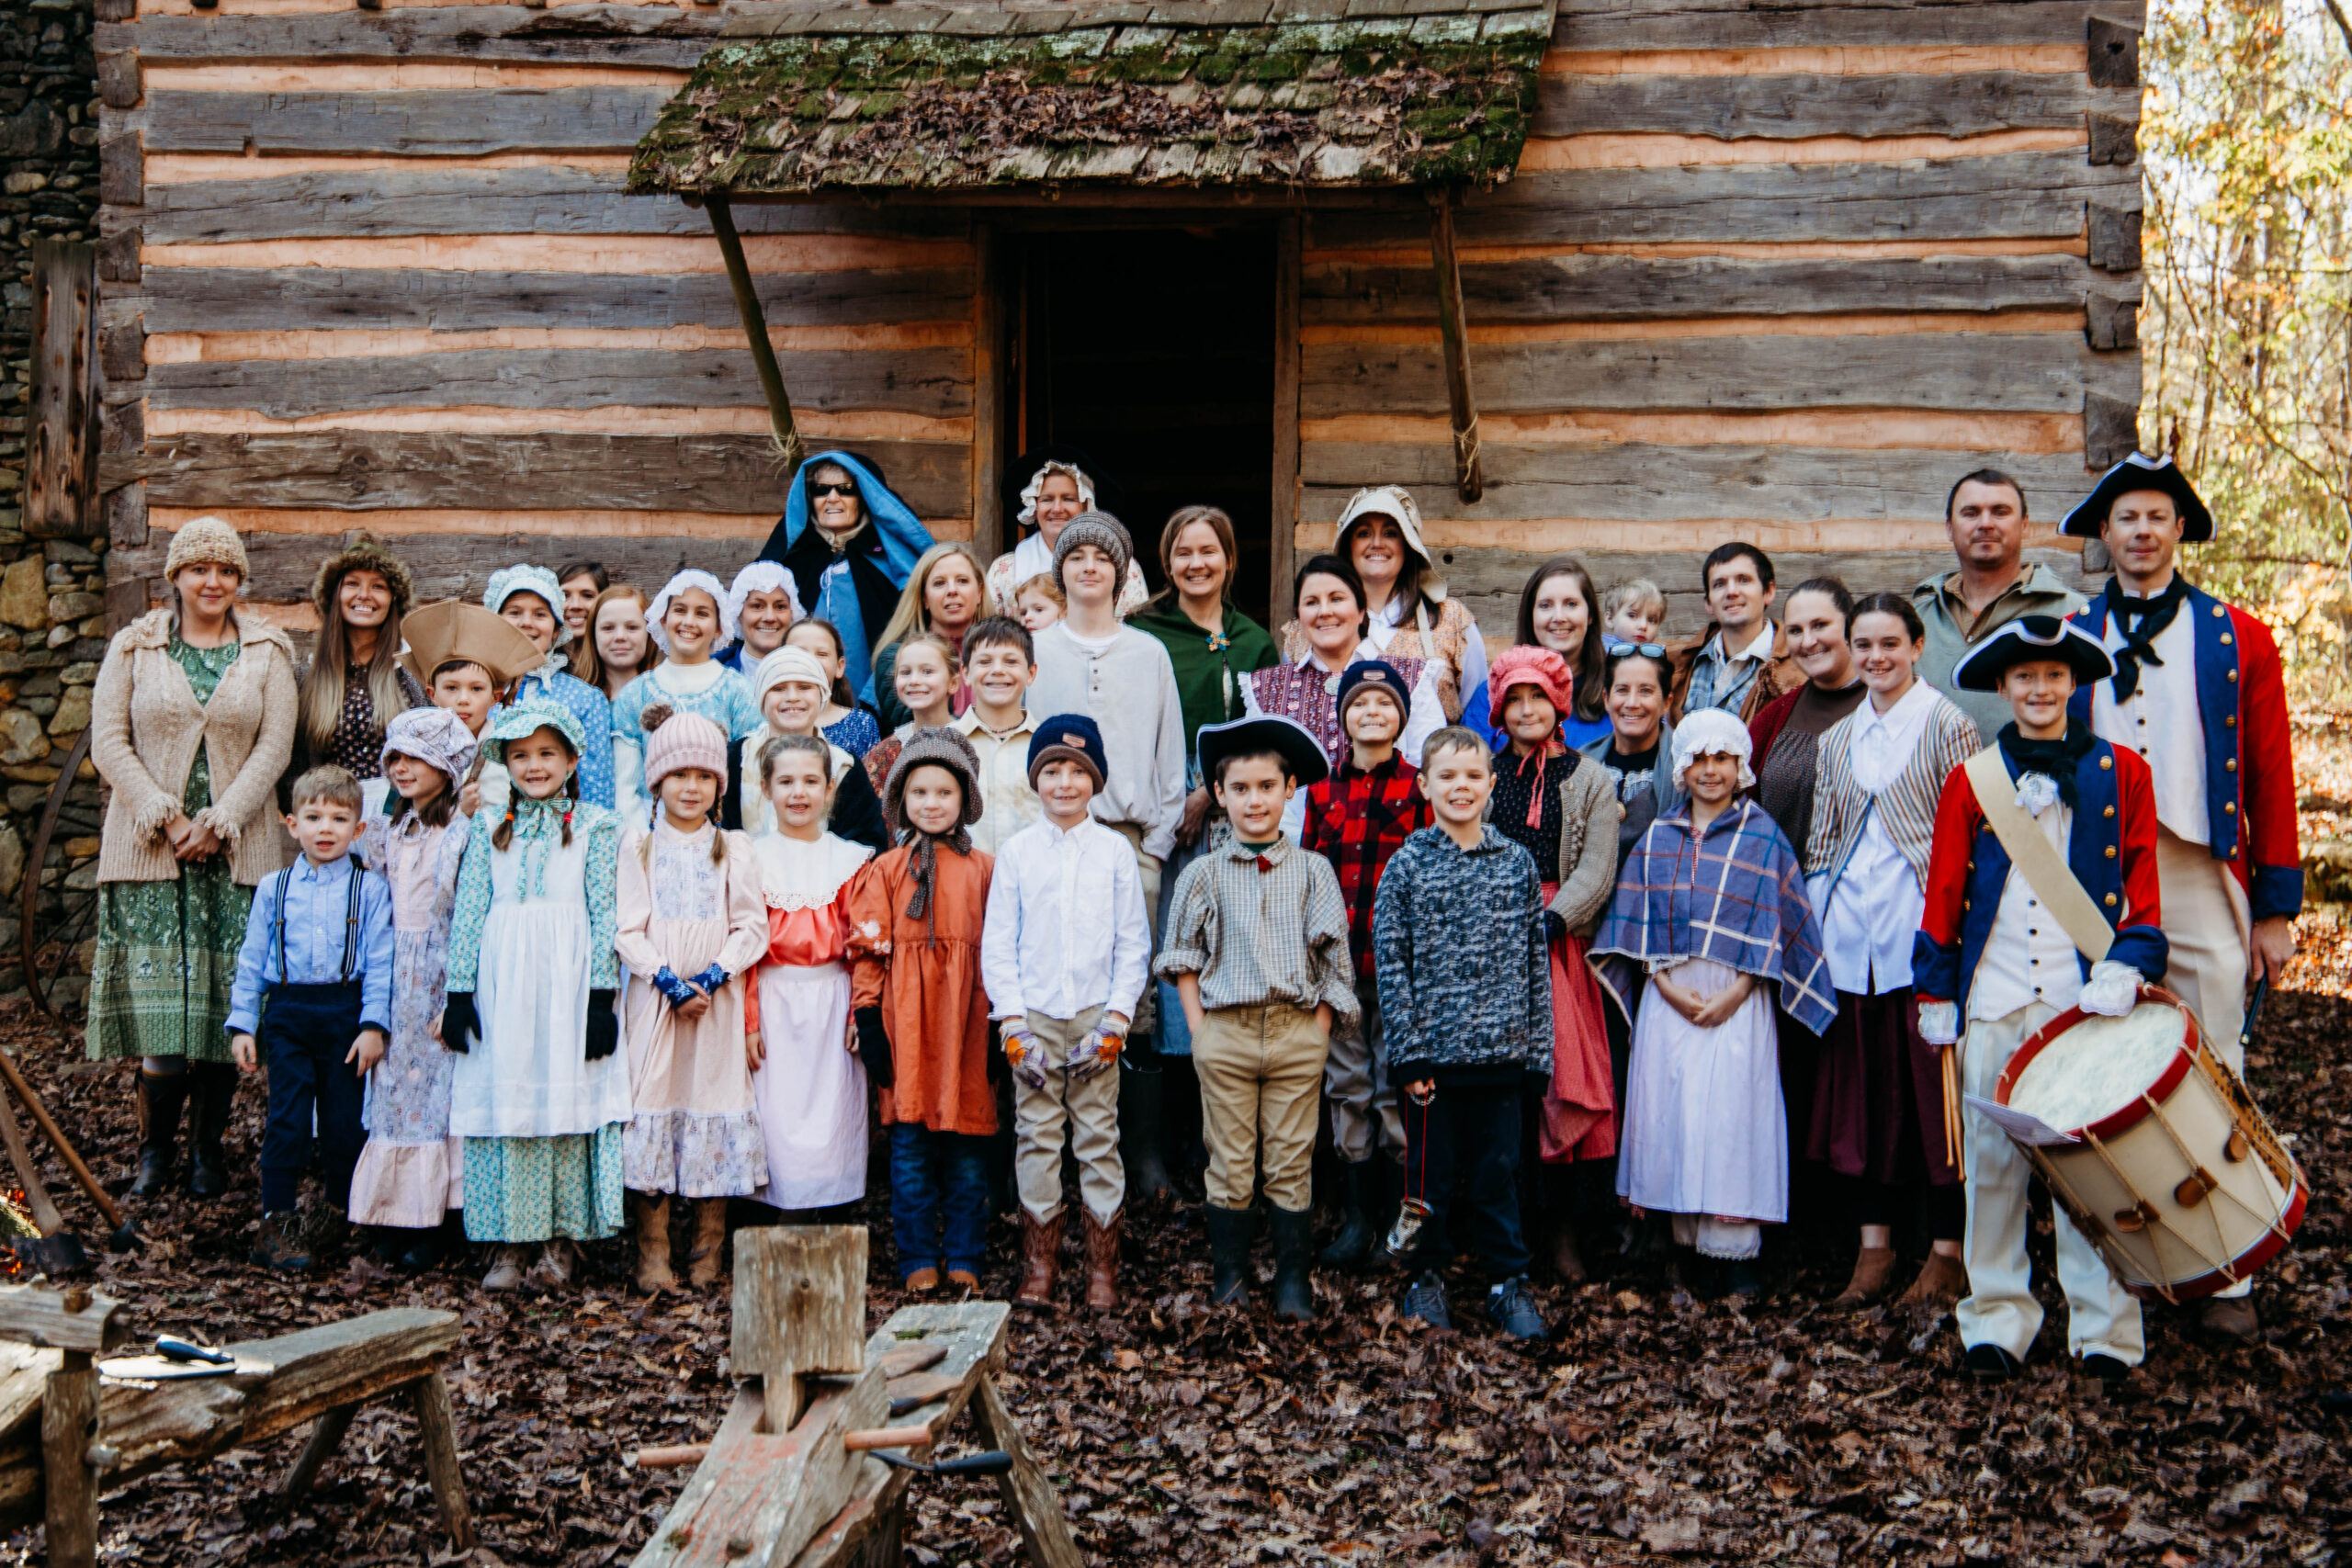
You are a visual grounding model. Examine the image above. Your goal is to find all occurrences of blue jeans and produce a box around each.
[889,1124,989,1280]
[259,980,368,1213]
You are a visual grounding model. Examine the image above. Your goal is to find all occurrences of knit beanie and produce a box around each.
[884,725,985,831]
[1335,660,1409,726]
[311,531,414,620]
[754,645,832,707]
[1026,713,1107,792]
[164,517,250,581]
[1051,510,1133,595]
[642,712,729,792]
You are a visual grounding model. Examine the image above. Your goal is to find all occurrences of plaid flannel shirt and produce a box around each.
[1301,754,1432,981]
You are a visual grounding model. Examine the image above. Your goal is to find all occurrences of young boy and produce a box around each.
[1915,615,2167,1382]
[228,765,397,1271]
[1156,714,1358,1321]
[956,616,1044,857]
[1373,728,1552,1339]
[1601,579,1667,646]
[399,599,542,814]
[981,715,1151,1309]
[1299,660,1430,1267]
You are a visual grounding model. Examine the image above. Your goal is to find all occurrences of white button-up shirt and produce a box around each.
[1813,680,1937,994]
[2089,596,2207,845]
[980,815,1151,1024]
[954,709,1041,859]
[1967,791,2085,1022]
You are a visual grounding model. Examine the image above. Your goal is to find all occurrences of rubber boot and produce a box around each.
[1204,1203,1256,1306]
[1269,1205,1316,1323]
[633,1194,676,1295]
[1318,1159,1379,1269]
[131,1066,189,1198]
[1120,1053,1171,1207]
[185,1062,237,1199]
[685,1199,728,1288]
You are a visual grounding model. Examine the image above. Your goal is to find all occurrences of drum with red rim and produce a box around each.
[1996,986,2304,1303]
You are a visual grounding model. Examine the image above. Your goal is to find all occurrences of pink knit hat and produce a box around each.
[642,713,729,792]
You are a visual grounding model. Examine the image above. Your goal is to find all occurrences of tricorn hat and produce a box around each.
[1197,714,1330,790]
[399,599,547,690]
[1951,614,2117,693]
[2059,453,2214,543]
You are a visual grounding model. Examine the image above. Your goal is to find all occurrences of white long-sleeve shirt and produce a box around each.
[980,817,1152,1024]
[1026,623,1189,860]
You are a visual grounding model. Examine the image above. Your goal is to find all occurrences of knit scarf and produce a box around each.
[1996,719,2096,813]
[2101,574,2190,703]
[504,789,576,898]
[900,826,972,940]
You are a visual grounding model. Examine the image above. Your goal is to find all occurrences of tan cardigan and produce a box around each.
[1545,755,1625,938]
[91,608,298,886]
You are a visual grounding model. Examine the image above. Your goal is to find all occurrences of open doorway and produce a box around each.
[1005,226,1278,624]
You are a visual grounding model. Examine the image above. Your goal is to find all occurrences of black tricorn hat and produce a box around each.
[2059,453,2214,542]
[1951,615,2117,693]
[1196,715,1330,790]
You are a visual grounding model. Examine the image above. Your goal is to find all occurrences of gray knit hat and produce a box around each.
[1051,510,1133,595]
[883,725,985,829]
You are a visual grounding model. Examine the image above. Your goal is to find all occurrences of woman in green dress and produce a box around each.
[88,517,300,1199]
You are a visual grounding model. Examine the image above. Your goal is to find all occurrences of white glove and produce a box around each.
[2078,959,2143,1019]
[1917,1000,1961,1047]
[1001,1027,1049,1089]
[2014,772,2060,818]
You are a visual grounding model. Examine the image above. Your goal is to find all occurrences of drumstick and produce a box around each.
[1940,1045,1967,1182]
[2241,977,2268,1053]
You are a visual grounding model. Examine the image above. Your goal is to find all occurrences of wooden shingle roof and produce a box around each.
[627,0,1555,195]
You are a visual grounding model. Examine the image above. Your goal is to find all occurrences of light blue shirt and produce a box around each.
[226,853,397,1039]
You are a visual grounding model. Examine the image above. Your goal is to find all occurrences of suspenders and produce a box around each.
[271,862,363,987]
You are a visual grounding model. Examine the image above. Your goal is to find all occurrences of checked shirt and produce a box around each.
[1301,754,1432,981]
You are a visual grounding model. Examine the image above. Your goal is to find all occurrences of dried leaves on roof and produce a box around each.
[628,9,1551,194]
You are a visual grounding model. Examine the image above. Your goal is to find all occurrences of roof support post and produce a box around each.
[1424,186,1484,504]
[702,194,806,473]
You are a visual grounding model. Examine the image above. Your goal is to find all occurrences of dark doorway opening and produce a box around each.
[1006,226,1278,625]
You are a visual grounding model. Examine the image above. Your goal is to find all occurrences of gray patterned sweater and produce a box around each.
[1373,825,1552,1083]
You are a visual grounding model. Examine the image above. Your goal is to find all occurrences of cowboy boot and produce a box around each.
[186,1063,237,1199]
[1120,1054,1171,1206]
[1081,1207,1122,1311]
[685,1199,729,1288]
[1833,1246,1898,1307]
[633,1195,677,1295]
[131,1066,189,1198]
[1017,1210,1063,1306]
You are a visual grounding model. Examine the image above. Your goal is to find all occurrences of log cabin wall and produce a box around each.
[88,0,2141,643]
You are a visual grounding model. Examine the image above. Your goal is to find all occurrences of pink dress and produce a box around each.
[748,832,873,1209]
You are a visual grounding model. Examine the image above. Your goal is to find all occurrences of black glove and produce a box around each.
[854,1007,895,1088]
[585,989,619,1061]
[441,992,478,1055]
[1544,911,1568,945]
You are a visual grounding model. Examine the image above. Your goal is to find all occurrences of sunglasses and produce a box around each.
[808,481,860,499]
[1605,640,1668,660]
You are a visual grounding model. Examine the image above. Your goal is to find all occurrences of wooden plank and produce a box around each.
[0,1290,128,1356]
[144,347,973,420]
[105,432,969,516]
[0,1345,62,1447]
[274,1404,356,1503]
[1552,0,2143,51]
[967,1377,1081,1568]
[1302,332,2135,419]
[100,6,723,68]
[42,1354,98,1568]
[1308,151,2138,251]
[729,1226,867,1393]
[134,86,672,154]
[26,240,103,539]
[408,1366,475,1548]
[971,221,1003,561]
[1535,71,2132,140]
[1303,253,2130,323]
[1298,443,2099,524]
[138,267,970,333]
[1426,192,1483,502]
[1271,213,1302,604]
[137,167,968,244]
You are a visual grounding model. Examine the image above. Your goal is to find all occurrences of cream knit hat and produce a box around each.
[164,516,249,581]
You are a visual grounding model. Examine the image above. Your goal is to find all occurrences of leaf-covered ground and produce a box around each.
[0,964,2345,1568]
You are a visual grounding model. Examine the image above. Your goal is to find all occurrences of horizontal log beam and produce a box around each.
[146,406,972,442]
[141,232,970,276]
[1301,408,2083,454]
[100,6,722,67]
[132,86,671,155]
[1534,71,2134,140]
[1551,0,2143,52]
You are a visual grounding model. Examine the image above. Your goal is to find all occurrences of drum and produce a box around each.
[1995,986,2304,1303]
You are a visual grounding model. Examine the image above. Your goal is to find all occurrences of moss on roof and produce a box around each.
[628,6,1552,194]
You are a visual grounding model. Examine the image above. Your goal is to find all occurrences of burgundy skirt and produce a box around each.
[1804,987,1959,1188]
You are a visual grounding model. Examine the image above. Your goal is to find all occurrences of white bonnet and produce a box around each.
[1670,707,1756,792]
[1016,460,1095,527]
[728,560,805,639]
[646,569,730,654]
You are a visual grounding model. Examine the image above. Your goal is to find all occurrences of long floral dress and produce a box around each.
[87,637,251,1064]
[447,795,631,1242]
[347,804,469,1228]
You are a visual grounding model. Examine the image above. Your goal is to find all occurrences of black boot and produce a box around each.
[1162,1055,1204,1182]
[1120,1051,1171,1207]
[131,1067,189,1198]
[1204,1203,1256,1306]
[1269,1205,1316,1323]
[186,1063,237,1199]
[1318,1159,1379,1269]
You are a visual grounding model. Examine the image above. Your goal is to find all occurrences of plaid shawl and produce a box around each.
[1593,796,1836,1035]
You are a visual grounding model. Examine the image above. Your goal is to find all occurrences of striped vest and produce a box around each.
[1806,694,1982,889]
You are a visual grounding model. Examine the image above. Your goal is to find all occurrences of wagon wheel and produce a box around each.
[20,728,95,1034]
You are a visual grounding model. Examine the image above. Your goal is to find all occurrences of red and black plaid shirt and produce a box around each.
[1301,754,1432,980]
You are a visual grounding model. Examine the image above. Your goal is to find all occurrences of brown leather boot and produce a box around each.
[1017,1210,1063,1306]
[1081,1208,1122,1310]
[1832,1246,1898,1307]
[1895,1250,1968,1308]
[633,1195,676,1295]
[684,1199,728,1288]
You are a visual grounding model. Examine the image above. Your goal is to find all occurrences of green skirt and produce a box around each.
[85,866,254,1065]
[461,1126,627,1243]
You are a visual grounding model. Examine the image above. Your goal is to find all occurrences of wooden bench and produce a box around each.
[0,1287,472,1568]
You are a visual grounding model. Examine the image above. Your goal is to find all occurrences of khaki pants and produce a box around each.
[1107,822,1164,1035]
[1193,1003,1329,1212]
[1326,981,1403,1164]
[1012,1007,1123,1226]
[1953,1001,2144,1367]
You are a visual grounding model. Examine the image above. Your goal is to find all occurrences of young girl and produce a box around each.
[849,729,996,1290]
[786,618,882,760]
[728,647,890,852]
[1593,708,1835,1299]
[615,714,768,1293]
[443,697,630,1292]
[582,585,653,704]
[352,706,479,1270]
[749,733,874,1218]
[1014,573,1064,634]
[613,570,764,814]
[860,632,958,801]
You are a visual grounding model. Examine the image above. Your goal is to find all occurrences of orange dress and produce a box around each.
[846,840,996,1135]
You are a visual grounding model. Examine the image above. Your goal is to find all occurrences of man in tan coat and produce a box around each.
[1668,542,1801,725]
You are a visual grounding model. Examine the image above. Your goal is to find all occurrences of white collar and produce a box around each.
[753,830,871,909]
[1854,678,1936,741]
[1712,622,1776,665]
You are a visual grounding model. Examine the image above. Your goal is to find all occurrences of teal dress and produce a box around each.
[86,638,254,1064]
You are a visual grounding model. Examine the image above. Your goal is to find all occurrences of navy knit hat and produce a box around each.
[1027,713,1107,791]
[1335,660,1408,725]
